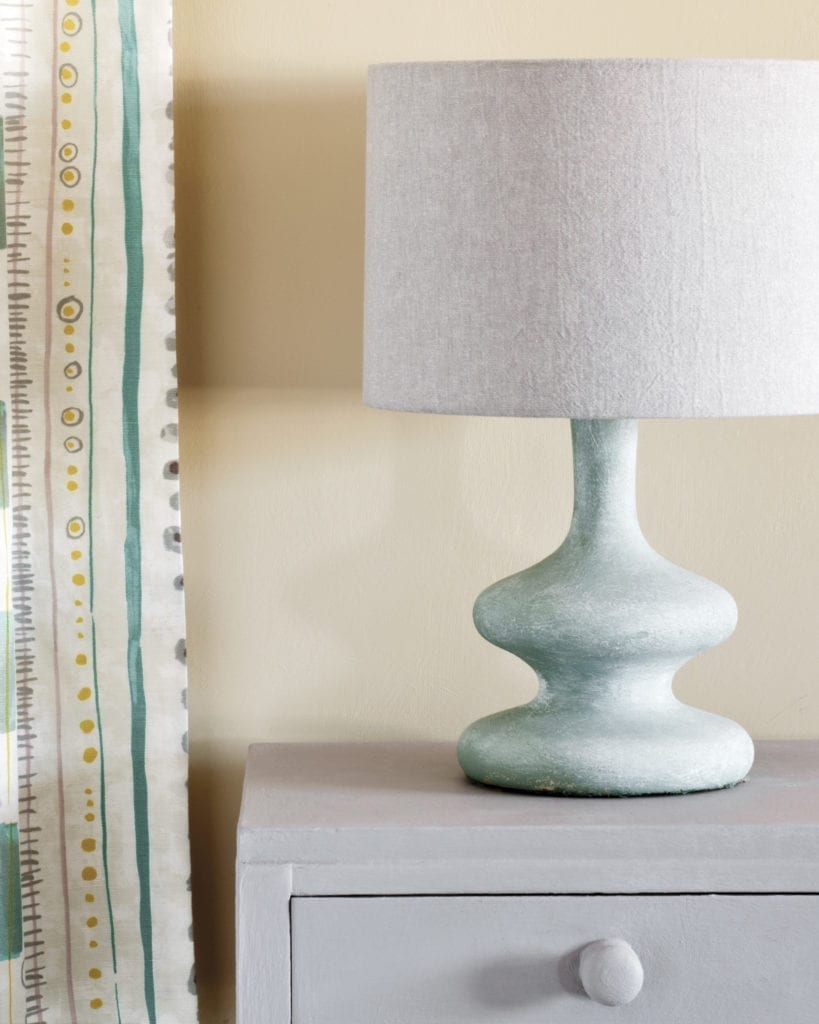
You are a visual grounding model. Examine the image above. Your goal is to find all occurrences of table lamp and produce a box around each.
[362,59,819,796]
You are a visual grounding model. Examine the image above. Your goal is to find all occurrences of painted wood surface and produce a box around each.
[236,742,819,1024]
[235,864,291,1024]
[292,894,819,1024]
[238,741,819,891]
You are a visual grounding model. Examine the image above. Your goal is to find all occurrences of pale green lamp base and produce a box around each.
[457,419,754,797]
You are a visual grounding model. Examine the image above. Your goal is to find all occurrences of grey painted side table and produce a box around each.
[236,741,819,1023]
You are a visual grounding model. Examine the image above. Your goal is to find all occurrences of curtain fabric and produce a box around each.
[0,2,195,1021]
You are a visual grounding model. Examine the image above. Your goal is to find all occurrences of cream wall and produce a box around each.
[173,2,819,1020]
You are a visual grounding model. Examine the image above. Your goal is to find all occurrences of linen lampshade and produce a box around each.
[363,59,819,418]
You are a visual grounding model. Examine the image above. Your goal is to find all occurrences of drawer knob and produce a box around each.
[578,939,644,1006]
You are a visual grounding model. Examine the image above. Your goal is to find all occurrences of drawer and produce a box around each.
[291,894,819,1023]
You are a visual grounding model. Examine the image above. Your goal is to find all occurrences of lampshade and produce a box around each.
[363,59,819,418]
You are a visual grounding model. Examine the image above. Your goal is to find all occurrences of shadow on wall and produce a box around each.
[188,744,246,1024]
[173,78,378,1024]
[174,79,367,390]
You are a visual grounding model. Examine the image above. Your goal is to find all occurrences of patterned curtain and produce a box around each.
[0,2,196,1021]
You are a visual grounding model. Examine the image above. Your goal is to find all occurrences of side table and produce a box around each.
[236,741,819,1023]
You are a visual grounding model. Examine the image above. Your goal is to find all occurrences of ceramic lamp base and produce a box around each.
[457,419,754,796]
[458,701,753,796]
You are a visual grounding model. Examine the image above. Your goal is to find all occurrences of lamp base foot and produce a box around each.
[457,701,754,796]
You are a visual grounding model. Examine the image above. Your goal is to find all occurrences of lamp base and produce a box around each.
[458,702,753,796]
[457,419,754,796]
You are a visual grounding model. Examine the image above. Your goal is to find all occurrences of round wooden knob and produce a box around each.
[578,939,644,1006]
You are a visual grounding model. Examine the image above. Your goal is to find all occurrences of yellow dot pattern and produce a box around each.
[54,27,106,1009]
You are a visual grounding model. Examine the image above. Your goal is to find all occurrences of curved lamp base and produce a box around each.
[457,419,754,797]
[458,702,753,796]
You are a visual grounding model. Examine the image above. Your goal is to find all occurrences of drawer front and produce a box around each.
[292,894,819,1023]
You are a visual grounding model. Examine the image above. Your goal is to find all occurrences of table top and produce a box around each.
[233,741,818,892]
[240,739,818,832]
[237,741,819,892]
